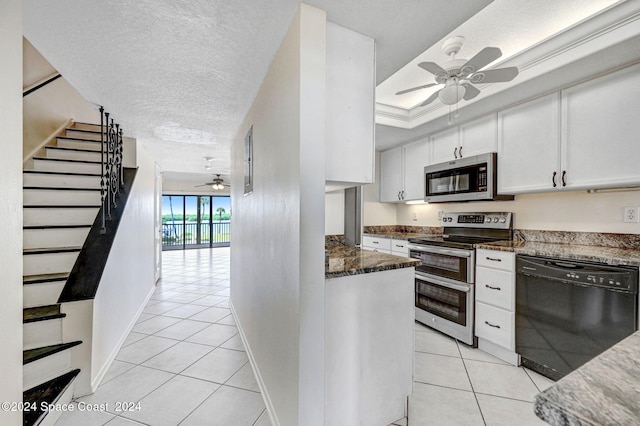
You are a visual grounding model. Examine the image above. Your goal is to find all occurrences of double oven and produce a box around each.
[408,212,512,346]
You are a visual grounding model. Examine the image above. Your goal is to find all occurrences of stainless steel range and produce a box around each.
[408,212,513,345]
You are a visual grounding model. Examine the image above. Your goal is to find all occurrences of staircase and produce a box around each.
[22,122,104,426]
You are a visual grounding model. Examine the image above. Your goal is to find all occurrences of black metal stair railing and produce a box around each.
[99,106,125,234]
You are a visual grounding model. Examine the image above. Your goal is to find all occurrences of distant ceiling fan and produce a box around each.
[195,174,229,191]
[396,36,519,107]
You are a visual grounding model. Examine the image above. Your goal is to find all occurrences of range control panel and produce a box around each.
[441,212,512,229]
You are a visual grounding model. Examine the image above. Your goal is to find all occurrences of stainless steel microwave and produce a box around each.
[424,152,513,203]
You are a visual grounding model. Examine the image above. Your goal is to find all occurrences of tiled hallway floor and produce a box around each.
[56,247,554,426]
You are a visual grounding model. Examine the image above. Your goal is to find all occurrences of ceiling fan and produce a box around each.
[396,36,519,107]
[194,174,229,191]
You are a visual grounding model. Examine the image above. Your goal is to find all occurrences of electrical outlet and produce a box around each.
[623,206,639,223]
[412,212,418,221]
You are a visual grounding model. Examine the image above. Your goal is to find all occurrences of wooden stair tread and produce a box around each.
[45,146,101,153]
[23,186,101,192]
[23,205,100,209]
[23,170,101,177]
[23,341,82,365]
[58,135,103,142]
[24,224,92,230]
[23,369,81,426]
[23,247,82,255]
[24,305,64,323]
[23,273,69,285]
[32,157,101,165]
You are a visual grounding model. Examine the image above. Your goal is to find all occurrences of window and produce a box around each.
[161,195,230,250]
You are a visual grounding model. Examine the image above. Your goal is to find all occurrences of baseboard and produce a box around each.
[477,338,520,366]
[90,284,156,391]
[229,299,280,426]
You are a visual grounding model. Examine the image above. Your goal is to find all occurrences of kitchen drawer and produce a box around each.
[475,302,514,350]
[362,236,392,252]
[391,239,409,257]
[476,249,515,271]
[476,266,514,311]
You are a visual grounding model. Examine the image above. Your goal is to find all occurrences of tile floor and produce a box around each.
[56,247,555,426]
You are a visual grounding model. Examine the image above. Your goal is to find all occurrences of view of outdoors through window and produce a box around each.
[162,195,231,250]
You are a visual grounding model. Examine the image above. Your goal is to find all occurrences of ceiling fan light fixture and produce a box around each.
[438,79,466,105]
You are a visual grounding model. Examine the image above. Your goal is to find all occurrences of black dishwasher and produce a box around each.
[516,255,638,381]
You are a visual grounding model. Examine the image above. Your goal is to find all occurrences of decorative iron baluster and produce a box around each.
[98,106,125,234]
[100,107,107,234]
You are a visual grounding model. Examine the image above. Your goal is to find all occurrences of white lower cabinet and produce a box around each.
[475,249,519,365]
[362,236,410,257]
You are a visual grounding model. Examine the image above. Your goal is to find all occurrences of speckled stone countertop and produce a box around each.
[534,332,640,426]
[325,245,420,279]
[476,240,640,267]
[363,225,442,241]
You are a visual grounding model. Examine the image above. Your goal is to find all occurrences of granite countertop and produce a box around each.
[364,231,435,240]
[476,240,640,267]
[534,331,640,425]
[325,245,420,279]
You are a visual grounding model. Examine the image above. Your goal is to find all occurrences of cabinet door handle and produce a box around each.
[486,257,502,262]
[401,190,405,200]
[454,147,458,159]
[552,171,557,188]
[484,321,501,329]
[562,170,567,187]
[485,284,502,291]
[398,191,401,200]
[459,146,463,157]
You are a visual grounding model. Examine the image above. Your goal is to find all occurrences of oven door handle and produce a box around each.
[407,245,472,258]
[415,272,471,293]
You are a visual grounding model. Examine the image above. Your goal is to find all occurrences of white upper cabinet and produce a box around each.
[497,93,561,194]
[561,63,640,190]
[325,22,375,189]
[497,63,640,194]
[430,115,497,164]
[380,147,404,202]
[403,140,429,200]
[430,127,460,164]
[379,140,429,203]
[459,114,498,159]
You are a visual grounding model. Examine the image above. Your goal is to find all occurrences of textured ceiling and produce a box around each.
[23,0,490,177]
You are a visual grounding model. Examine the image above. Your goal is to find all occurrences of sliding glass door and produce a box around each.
[162,195,230,250]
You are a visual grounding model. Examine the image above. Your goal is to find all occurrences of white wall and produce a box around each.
[0,0,24,424]
[394,190,640,234]
[91,141,157,388]
[230,5,326,425]
[325,190,344,234]
[23,39,99,159]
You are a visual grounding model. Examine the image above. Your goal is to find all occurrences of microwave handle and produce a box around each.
[407,244,472,258]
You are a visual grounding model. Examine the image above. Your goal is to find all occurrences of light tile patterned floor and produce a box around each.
[56,247,555,425]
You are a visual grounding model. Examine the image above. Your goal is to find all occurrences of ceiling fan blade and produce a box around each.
[459,47,502,76]
[469,67,519,84]
[395,83,437,95]
[194,183,211,187]
[418,61,448,77]
[420,90,440,107]
[461,84,481,100]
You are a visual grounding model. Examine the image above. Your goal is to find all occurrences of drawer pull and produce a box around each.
[372,241,379,244]
[395,244,404,248]
[485,284,501,291]
[486,257,502,262]
[484,321,501,329]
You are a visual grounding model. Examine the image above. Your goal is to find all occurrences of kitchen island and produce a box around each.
[534,331,640,425]
[325,244,419,426]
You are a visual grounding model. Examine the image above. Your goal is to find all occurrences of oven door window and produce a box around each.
[416,277,468,326]
[411,250,469,283]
